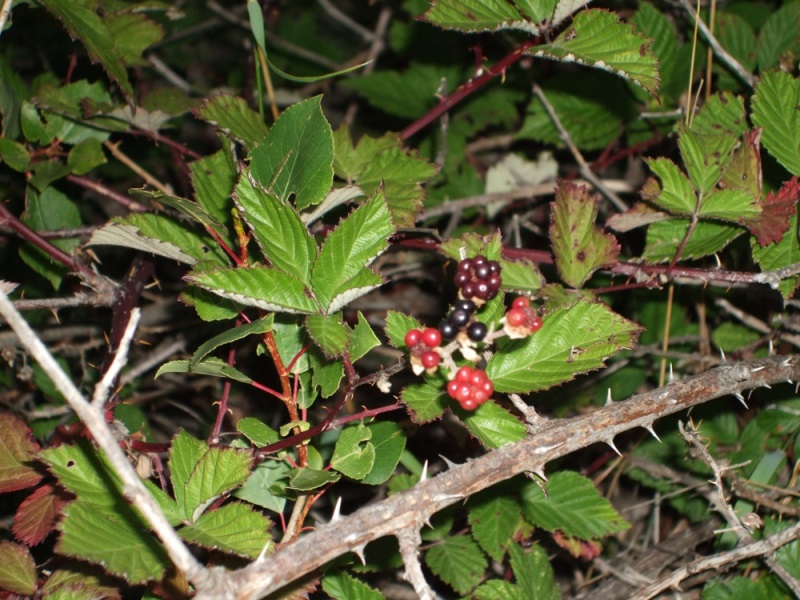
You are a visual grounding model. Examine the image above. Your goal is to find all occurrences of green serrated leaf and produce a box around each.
[306,313,350,357]
[751,70,800,176]
[169,430,252,522]
[385,311,423,348]
[714,12,757,90]
[155,357,253,384]
[322,571,384,600]
[311,191,393,313]
[57,500,168,583]
[105,12,164,67]
[757,2,800,72]
[531,9,659,98]
[468,496,522,561]
[678,128,738,193]
[331,424,375,480]
[632,3,678,97]
[188,265,320,314]
[234,173,317,285]
[333,125,436,227]
[309,347,344,400]
[179,502,272,559]
[500,257,545,293]
[425,534,487,596]
[0,542,36,595]
[286,467,340,491]
[422,0,532,33]
[234,459,291,513]
[361,422,406,486]
[67,138,106,175]
[550,181,620,288]
[237,417,280,447]
[473,580,527,600]
[350,312,381,362]
[751,213,800,299]
[521,471,630,538]
[38,0,133,97]
[39,440,121,507]
[190,315,273,369]
[703,576,772,600]
[194,95,268,148]
[643,218,744,263]
[401,379,448,423]
[135,189,224,232]
[509,543,560,599]
[690,92,748,138]
[190,145,237,239]
[699,188,760,222]
[0,138,31,172]
[486,300,640,394]
[453,401,527,449]
[249,96,333,210]
[88,213,227,265]
[642,157,697,214]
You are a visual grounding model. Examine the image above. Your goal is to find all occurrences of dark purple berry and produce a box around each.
[439,319,457,340]
[461,282,477,299]
[454,272,470,287]
[488,274,502,290]
[474,263,491,280]
[450,309,471,327]
[473,255,487,267]
[455,299,476,314]
[475,282,490,299]
[467,322,488,341]
[458,258,473,272]
[487,261,500,274]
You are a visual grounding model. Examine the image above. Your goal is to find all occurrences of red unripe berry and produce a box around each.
[506,308,527,327]
[512,296,531,310]
[530,315,543,332]
[472,388,489,404]
[455,384,472,403]
[422,327,442,348]
[456,365,474,383]
[421,351,440,369]
[460,398,477,410]
[447,380,460,398]
[405,328,422,347]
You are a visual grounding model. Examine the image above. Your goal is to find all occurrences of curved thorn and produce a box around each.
[352,544,367,565]
[419,460,429,483]
[605,388,613,406]
[528,466,547,481]
[769,338,775,355]
[720,348,726,362]
[439,454,459,470]
[643,423,661,443]
[733,392,748,409]
[605,438,622,456]
[668,363,674,383]
[331,496,343,523]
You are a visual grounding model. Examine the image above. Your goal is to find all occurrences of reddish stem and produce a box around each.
[211,343,238,442]
[400,39,538,140]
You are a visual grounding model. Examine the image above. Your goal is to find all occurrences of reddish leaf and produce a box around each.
[749,176,800,246]
[720,129,762,198]
[552,531,603,560]
[0,413,43,493]
[12,483,70,546]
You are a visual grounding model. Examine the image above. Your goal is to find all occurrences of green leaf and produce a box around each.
[57,500,168,583]
[678,128,738,193]
[249,96,334,210]
[643,218,744,263]
[105,12,164,67]
[305,313,349,357]
[385,311,423,348]
[468,495,523,561]
[36,80,114,145]
[632,3,678,98]
[234,459,291,513]
[350,312,381,362]
[401,379,448,423]
[0,542,36,596]
[0,138,31,171]
[88,213,227,265]
[333,125,437,227]
[322,571,384,600]
[309,347,344,400]
[331,424,375,480]
[194,94,268,148]
[422,0,534,33]
[751,213,800,299]
[139,190,225,234]
[311,191,394,313]
[286,467,340,491]
[67,138,106,174]
[188,265,320,314]
[234,173,317,285]
[714,12,757,90]
[179,502,272,559]
[237,417,280,447]
[550,181,620,288]
[699,188,760,222]
[425,534,487,596]
[500,257,545,293]
[531,9,659,98]
[486,300,640,394]
[0,413,42,493]
[453,401,527,449]
[518,71,636,151]
[520,471,630,538]
[690,92,748,138]
[190,315,273,369]
[704,576,772,600]
[361,422,406,486]
[169,430,252,522]
[190,146,237,238]
[21,100,50,144]
[509,543,560,599]
[156,357,253,384]
[473,581,527,600]
[19,186,81,290]
[751,70,800,176]
[39,440,121,507]
[757,2,800,72]
[38,0,133,98]
[642,157,697,214]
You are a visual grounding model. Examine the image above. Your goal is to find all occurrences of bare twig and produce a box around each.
[532,84,628,212]
[0,293,229,596]
[397,527,438,600]
[92,308,140,407]
[343,7,392,127]
[103,140,174,195]
[674,0,756,88]
[317,0,376,42]
[717,298,800,349]
[223,355,800,599]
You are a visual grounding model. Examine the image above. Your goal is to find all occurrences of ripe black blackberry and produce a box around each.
[454,254,502,303]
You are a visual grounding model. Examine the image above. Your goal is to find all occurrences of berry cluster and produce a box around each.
[454,255,501,303]
[446,365,494,410]
[504,296,543,339]
[405,327,442,373]
[438,299,488,343]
